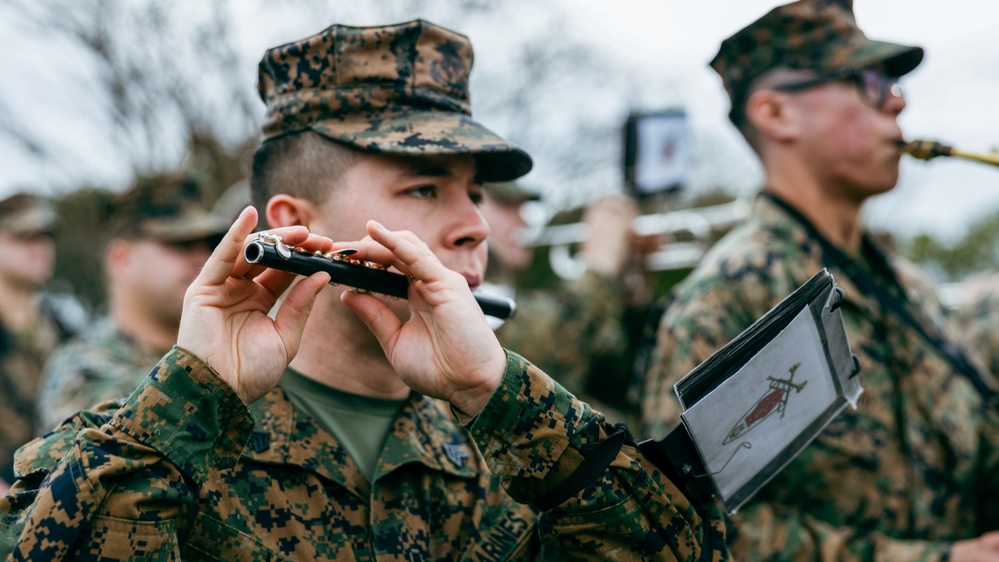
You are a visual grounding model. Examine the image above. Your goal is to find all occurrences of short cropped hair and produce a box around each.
[250,131,364,211]
[733,67,811,156]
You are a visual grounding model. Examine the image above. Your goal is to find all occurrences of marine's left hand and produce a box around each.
[337,220,506,417]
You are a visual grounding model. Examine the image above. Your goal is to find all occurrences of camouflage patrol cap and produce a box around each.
[112,173,229,243]
[484,182,541,205]
[0,192,58,235]
[257,19,533,182]
[712,0,924,121]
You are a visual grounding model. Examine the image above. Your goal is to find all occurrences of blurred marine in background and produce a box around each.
[0,193,80,492]
[37,174,227,431]
[641,0,999,560]
[481,183,647,424]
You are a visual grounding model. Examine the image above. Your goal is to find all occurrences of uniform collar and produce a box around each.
[376,396,481,480]
[754,193,880,316]
[244,386,480,499]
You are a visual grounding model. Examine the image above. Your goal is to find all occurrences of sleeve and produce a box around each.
[494,272,630,400]
[4,347,253,561]
[730,503,952,562]
[468,351,730,561]
[978,400,999,531]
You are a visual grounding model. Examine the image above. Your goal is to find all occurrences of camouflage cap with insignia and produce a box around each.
[257,19,533,183]
[712,0,924,122]
[0,192,59,235]
[111,173,229,244]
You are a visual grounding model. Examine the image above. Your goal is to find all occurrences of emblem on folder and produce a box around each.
[724,362,807,445]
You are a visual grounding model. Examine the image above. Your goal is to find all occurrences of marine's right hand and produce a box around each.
[176,207,332,404]
[951,531,999,562]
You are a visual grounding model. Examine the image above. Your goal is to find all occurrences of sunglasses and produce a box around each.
[9,229,56,242]
[771,67,903,109]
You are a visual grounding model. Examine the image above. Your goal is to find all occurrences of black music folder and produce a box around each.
[639,269,862,514]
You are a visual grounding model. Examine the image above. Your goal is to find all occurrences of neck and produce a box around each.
[764,158,865,251]
[0,278,41,333]
[289,288,410,399]
[110,293,178,353]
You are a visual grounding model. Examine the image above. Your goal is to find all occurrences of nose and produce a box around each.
[883,83,906,116]
[447,196,490,249]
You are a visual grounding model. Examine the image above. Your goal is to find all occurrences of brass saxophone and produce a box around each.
[901,139,999,168]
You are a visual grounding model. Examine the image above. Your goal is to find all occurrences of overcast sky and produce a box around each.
[2,0,998,242]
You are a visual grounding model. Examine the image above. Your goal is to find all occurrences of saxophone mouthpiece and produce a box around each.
[899,139,954,161]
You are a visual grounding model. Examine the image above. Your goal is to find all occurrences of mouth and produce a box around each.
[891,138,908,156]
[463,273,482,291]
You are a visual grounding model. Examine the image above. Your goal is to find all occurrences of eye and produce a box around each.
[469,190,484,206]
[408,185,437,199]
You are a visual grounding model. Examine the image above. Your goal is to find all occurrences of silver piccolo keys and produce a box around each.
[244,233,517,320]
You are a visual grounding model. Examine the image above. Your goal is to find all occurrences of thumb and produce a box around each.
[341,291,404,355]
[273,272,330,356]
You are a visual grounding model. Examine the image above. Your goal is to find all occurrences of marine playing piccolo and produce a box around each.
[244,232,517,320]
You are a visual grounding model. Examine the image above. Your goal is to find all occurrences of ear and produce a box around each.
[104,238,131,279]
[266,194,319,229]
[745,89,800,143]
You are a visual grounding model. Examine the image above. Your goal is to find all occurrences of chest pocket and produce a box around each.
[70,515,180,560]
[183,512,297,562]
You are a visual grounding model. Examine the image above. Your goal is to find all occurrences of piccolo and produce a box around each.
[244,233,517,320]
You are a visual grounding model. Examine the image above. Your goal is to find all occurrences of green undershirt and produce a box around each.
[278,367,407,483]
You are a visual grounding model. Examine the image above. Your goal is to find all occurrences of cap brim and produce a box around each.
[484,183,542,204]
[829,38,924,77]
[1,207,59,235]
[138,213,230,244]
[308,111,533,183]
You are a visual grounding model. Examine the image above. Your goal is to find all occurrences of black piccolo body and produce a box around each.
[244,234,517,320]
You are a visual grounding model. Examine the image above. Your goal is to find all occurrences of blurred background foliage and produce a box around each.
[2,0,995,318]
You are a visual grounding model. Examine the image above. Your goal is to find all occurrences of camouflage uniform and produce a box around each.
[644,4,998,559]
[643,195,999,561]
[494,272,633,421]
[0,194,73,484]
[2,347,728,560]
[953,273,999,379]
[0,20,731,560]
[0,304,64,484]
[36,317,166,431]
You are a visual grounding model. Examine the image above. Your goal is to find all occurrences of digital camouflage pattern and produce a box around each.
[642,195,999,561]
[2,347,730,560]
[0,308,63,484]
[494,272,636,425]
[710,0,923,120]
[36,317,166,431]
[257,19,532,183]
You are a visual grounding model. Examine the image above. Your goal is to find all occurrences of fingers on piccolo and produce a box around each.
[274,271,331,354]
[364,221,442,280]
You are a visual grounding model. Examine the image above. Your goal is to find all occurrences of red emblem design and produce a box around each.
[724,362,807,445]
